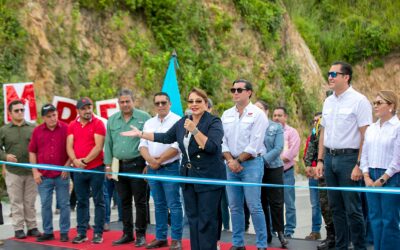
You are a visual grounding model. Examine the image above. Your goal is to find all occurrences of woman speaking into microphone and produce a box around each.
[121,88,225,250]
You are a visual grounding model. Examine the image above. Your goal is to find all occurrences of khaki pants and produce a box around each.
[5,170,37,231]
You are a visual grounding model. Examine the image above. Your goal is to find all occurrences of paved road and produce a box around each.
[0,174,324,241]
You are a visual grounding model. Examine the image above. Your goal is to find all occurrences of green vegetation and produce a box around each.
[283,0,400,72]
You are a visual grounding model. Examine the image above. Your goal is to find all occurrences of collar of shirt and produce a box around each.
[334,86,354,100]
[376,115,400,127]
[116,109,143,122]
[40,121,61,131]
[156,111,173,123]
[8,120,30,127]
[234,102,252,115]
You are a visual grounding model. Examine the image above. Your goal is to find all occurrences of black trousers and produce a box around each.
[183,184,222,250]
[0,202,3,225]
[261,166,284,233]
[116,159,148,236]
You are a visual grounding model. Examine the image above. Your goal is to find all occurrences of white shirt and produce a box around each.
[139,112,181,164]
[321,87,372,149]
[360,116,400,177]
[221,102,268,157]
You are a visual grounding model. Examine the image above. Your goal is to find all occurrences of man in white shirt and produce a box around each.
[316,62,372,250]
[222,79,269,250]
[139,92,183,250]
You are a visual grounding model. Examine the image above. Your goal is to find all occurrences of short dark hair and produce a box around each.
[118,89,134,101]
[274,106,287,115]
[256,100,269,110]
[232,79,253,97]
[188,87,208,104]
[332,61,353,84]
[8,100,23,112]
[153,92,170,102]
[314,112,322,117]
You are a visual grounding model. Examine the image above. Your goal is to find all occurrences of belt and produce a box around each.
[119,156,145,166]
[284,166,293,173]
[325,147,359,156]
[159,159,180,168]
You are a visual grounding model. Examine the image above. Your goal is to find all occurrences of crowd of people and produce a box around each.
[0,61,399,250]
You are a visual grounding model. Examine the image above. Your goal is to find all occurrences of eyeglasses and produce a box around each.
[327,71,345,78]
[230,88,248,94]
[373,100,389,106]
[13,108,25,113]
[154,101,168,106]
[187,99,203,104]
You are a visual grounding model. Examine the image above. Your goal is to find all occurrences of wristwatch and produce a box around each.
[379,178,386,185]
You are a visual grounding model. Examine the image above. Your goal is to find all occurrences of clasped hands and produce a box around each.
[227,158,243,173]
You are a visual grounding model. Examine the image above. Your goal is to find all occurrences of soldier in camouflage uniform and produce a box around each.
[305,115,335,250]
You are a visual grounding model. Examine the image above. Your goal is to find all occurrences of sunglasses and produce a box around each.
[13,108,25,113]
[372,100,389,106]
[187,99,203,104]
[327,71,345,78]
[230,88,248,94]
[154,101,168,106]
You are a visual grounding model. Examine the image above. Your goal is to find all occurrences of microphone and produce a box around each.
[184,112,192,137]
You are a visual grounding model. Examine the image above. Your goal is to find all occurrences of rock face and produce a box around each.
[354,53,400,105]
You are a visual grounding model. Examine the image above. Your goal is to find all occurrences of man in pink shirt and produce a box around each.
[273,107,300,238]
[29,104,71,242]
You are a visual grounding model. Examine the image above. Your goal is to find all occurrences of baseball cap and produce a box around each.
[76,97,93,109]
[41,103,56,116]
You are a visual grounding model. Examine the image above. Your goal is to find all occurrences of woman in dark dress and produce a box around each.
[122,88,226,250]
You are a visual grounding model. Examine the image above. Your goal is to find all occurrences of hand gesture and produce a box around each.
[6,154,18,163]
[105,167,113,179]
[184,119,196,133]
[120,125,141,137]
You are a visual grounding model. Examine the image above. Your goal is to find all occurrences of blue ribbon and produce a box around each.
[1,161,399,194]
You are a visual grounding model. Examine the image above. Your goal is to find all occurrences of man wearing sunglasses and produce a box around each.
[222,79,269,250]
[316,62,372,250]
[138,92,183,250]
[0,100,41,239]
[104,89,151,247]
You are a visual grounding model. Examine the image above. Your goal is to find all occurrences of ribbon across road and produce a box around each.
[1,161,399,195]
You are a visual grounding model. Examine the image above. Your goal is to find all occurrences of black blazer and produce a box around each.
[154,111,226,192]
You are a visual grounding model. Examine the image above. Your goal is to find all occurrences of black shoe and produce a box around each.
[72,234,88,244]
[229,247,246,250]
[27,228,42,237]
[15,230,26,239]
[278,231,289,248]
[112,234,135,246]
[36,234,55,242]
[267,233,273,243]
[317,237,335,250]
[60,233,69,242]
[135,235,146,247]
[92,233,103,244]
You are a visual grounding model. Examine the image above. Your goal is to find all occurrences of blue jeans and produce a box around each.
[324,152,366,250]
[309,178,322,232]
[104,179,122,223]
[226,157,267,248]
[37,175,70,234]
[283,167,296,235]
[74,165,105,235]
[147,162,183,240]
[366,169,400,250]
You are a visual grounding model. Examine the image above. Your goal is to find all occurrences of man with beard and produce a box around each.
[67,97,106,244]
